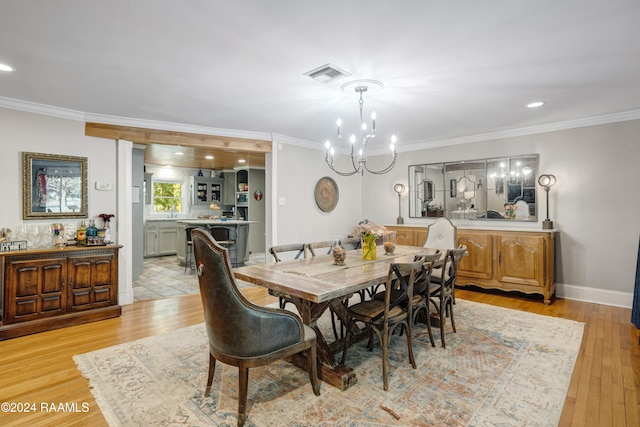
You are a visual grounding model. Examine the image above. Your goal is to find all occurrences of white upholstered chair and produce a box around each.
[422,218,457,254]
[423,218,458,304]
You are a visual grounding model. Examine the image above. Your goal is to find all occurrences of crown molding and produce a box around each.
[0,96,86,121]
[398,109,640,153]
[3,95,640,153]
[0,96,272,142]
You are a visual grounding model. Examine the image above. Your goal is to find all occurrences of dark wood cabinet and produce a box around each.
[1,246,121,340]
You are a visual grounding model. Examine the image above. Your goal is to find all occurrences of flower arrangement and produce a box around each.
[503,204,518,219]
[351,219,387,241]
[351,220,387,261]
[99,213,115,228]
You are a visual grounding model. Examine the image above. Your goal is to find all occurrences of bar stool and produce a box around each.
[184,227,196,273]
[208,226,238,267]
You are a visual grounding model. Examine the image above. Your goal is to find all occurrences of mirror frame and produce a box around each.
[408,154,539,222]
[22,152,88,219]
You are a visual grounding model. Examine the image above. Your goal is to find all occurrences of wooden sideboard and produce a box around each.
[386,225,556,304]
[1,245,122,340]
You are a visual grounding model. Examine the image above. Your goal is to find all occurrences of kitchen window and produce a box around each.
[153,181,183,213]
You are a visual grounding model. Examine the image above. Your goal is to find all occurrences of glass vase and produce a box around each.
[383,231,396,254]
[361,236,377,261]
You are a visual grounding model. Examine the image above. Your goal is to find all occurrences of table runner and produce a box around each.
[281,246,430,277]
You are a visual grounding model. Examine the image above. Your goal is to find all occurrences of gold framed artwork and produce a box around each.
[23,152,88,219]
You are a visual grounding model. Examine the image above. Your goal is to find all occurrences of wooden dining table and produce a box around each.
[234,245,439,390]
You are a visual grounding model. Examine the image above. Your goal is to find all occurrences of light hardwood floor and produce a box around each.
[1,287,639,426]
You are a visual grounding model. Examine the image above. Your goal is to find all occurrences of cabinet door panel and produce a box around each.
[144,229,158,257]
[42,264,65,294]
[15,299,37,317]
[93,259,114,285]
[415,230,428,247]
[158,227,177,255]
[496,235,544,287]
[395,230,415,246]
[457,232,493,280]
[15,266,38,297]
[69,260,92,289]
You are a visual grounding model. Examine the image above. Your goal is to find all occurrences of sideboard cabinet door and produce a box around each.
[68,254,118,311]
[5,257,67,323]
[495,234,546,288]
[457,230,493,281]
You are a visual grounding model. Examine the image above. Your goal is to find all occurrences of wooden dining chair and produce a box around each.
[373,253,441,346]
[193,229,320,426]
[341,260,422,391]
[307,240,334,256]
[410,253,442,347]
[268,243,308,309]
[428,247,466,348]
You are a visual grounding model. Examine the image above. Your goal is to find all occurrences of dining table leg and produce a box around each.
[288,296,358,391]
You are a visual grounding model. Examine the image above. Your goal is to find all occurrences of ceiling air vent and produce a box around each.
[304,63,351,83]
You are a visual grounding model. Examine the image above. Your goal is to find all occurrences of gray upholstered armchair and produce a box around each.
[192,228,320,426]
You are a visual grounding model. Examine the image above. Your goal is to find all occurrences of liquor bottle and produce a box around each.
[86,220,98,245]
[77,221,86,246]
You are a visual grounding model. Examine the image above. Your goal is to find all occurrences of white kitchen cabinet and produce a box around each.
[144,220,177,257]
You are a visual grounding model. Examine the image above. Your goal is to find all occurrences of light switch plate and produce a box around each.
[95,181,112,191]
[278,197,286,206]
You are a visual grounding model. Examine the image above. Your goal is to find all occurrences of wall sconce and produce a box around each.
[394,183,406,224]
[537,174,557,229]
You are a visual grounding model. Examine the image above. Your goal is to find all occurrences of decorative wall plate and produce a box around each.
[314,176,339,212]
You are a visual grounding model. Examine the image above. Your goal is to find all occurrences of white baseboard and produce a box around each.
[556,283,633,309]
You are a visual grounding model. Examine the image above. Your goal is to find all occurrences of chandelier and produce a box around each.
[324,83,397,176]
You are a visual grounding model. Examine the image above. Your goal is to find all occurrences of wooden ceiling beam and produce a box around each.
[85,122,272,153]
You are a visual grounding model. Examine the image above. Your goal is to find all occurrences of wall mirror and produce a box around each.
[409,154,538,222]
[23,152,88,219]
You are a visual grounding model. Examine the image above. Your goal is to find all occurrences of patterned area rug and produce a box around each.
[74,299,584,426]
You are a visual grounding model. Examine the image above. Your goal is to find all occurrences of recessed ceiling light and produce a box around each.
[527,101,545,108]
[205,155,214,160]
[175,151,183,156]
[0,63,14,72]
[238,159,246,163]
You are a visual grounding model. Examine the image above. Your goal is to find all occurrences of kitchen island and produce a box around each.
[176,220,255,267]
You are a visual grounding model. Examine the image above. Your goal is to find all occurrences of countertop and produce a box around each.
[385,223,558,233]
[177,219,256,225]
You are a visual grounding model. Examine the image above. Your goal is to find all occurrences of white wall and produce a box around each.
[271,139,363,247]
[0,108,117,231]
[359,119,640,306]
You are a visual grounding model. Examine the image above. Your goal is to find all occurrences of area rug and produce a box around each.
[74,299,584,426]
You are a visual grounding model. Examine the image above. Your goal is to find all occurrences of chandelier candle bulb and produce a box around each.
[371,111,376,134]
